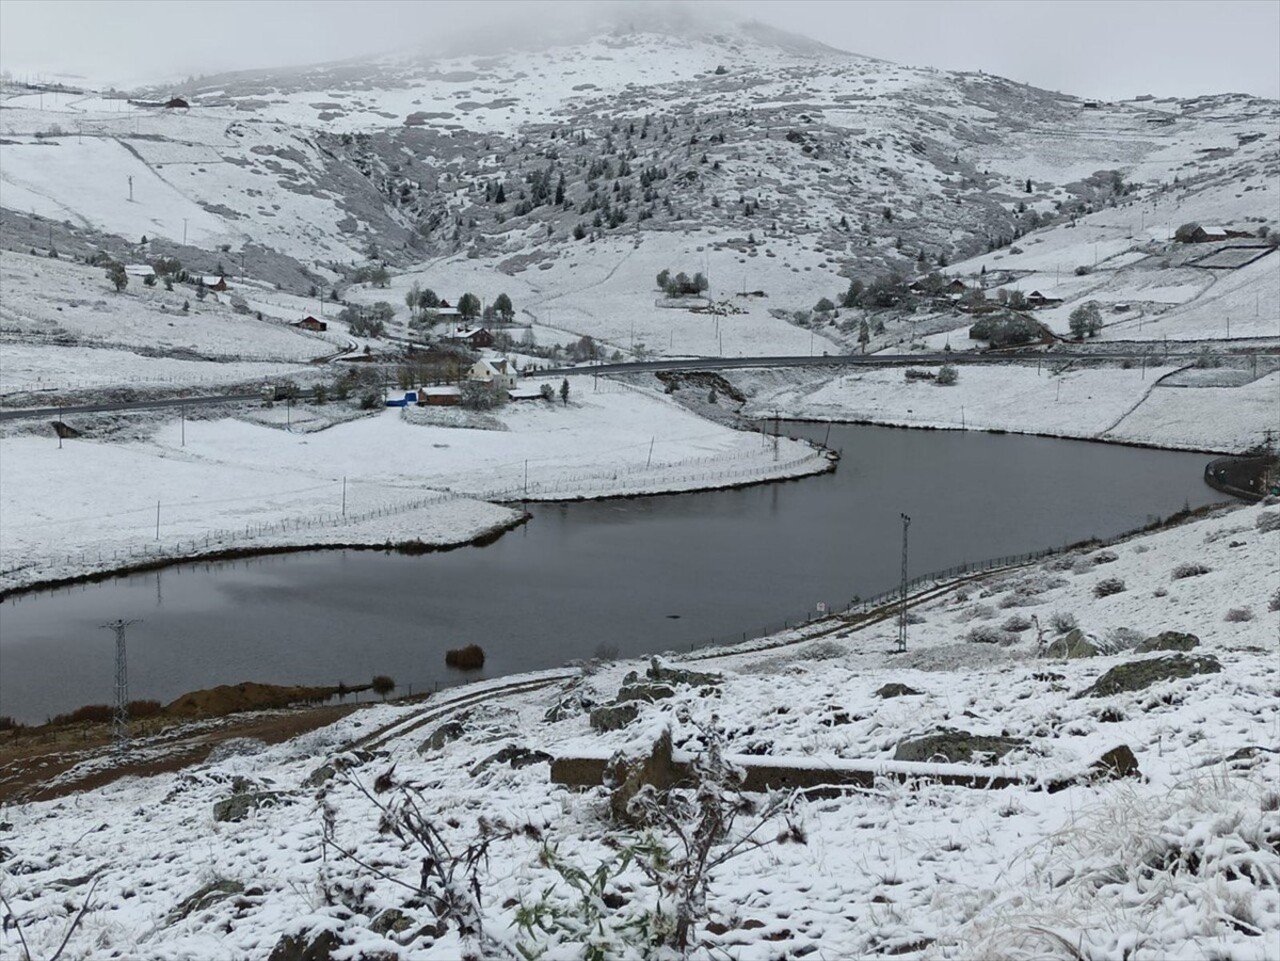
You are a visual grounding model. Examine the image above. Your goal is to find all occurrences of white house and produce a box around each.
[467,358,517,390]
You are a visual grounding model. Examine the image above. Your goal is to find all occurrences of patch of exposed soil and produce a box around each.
[0,681,376,804]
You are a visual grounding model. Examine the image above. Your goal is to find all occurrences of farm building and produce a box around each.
[293,316,327,332]
[468,358,517,390]
[451,327,495,349]
[419,386,461,407]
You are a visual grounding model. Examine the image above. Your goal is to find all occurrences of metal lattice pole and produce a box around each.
[898,514,911,652]
[101,619,139,755]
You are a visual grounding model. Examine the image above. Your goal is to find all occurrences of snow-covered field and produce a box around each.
[1,498,1274,959]
[0,380,824,593]
[0,250,339,397]
[733,362,1279,453]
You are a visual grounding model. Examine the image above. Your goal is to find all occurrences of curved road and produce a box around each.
[0,391,268,422]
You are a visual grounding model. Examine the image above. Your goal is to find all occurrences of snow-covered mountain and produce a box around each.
[2,16,1275,288]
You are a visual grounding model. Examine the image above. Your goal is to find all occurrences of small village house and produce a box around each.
[1026,290,1063,308]
[451,327,494,349]
[467,358,517,391]
[293,316,327,332]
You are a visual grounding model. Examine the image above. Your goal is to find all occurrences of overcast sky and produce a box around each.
[0,0,1276,101]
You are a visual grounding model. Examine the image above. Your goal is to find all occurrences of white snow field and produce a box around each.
[0,499,1275,960]
[0,381,825,593]
[0,250,341,397]
[733,362,1279,454]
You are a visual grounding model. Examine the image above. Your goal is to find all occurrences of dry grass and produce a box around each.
[446,644,487,670]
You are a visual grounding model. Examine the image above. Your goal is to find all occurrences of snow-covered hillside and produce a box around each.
[1,498,1275,959]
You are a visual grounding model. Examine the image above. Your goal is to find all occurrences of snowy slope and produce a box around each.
[0,499,1275,960]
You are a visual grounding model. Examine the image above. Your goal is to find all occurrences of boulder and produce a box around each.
[303,749,379,788]
[606,729,695,823]
[544,690,595,722]
[1043,628,1101,659]
[417,720,466,754]
[1133,631,1200,653]
[213,791,289,823]
[875,683,923,699]
[1077,653,1222,698]
[267,930,341,961]
[1089,744,1140,782]
[167,879,245,923]
[644,657,722,688]
[616,682,675,704]
[370,908,414,937]
[1046,743,1142,792]
[893,729,1026,765]
[589,702,639,732]
[470,744,553,777]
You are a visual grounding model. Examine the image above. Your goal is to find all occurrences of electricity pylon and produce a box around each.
[100,619,139,755]
[897,514,911,652]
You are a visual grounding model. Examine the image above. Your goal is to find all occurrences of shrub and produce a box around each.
[1050,611,1078,634]
[1104,627,1144,651]
[1224,607,1254,622]
[967,624,1015,645]
[127,699,162,719]
[371,675,395,699]
[1092,550,1118,564]
[1094,577,1126,598]
[1255,510,1280,533]
[935,363,959,386]
[445,644,486,670]
[1172,562,1211,579]
[50,703,113,726]
[359,391,382,410]
[1270,587,1280,612]
[968,313,1042,347]
[1002,614,1033,633]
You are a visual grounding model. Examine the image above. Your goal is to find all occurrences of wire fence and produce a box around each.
[681,545,1071,654]
[1,446,833,584]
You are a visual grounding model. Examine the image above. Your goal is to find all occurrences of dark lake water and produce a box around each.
[0,424,1225,723]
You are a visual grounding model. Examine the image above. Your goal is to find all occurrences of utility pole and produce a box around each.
[897,513,911,653]
[342,476,347,517]
[128,175,133,202]
[183,218,188,245]
[101,619,140,756]
[156,499,160,540]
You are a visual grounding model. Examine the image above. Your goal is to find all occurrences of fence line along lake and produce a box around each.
[0,423,1226,723]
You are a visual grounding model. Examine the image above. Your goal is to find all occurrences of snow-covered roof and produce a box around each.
[123,264,155,276]
[472,358,509,375]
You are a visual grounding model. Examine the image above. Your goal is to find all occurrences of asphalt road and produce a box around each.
[538,348,1246,376]
[0,392,268,422]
